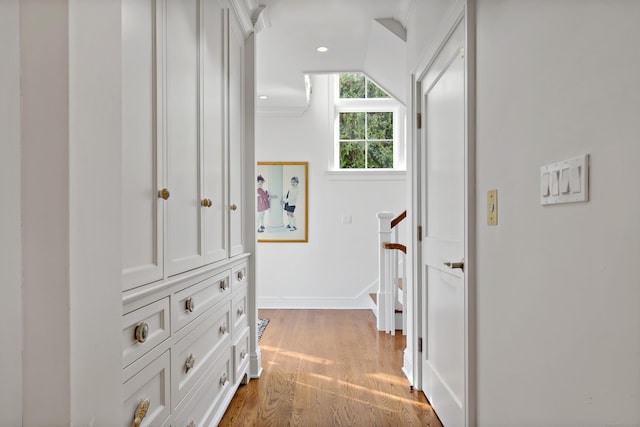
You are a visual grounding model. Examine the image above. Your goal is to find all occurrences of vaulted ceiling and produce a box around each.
[255,0,411,114]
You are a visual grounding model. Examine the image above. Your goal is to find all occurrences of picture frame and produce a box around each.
[256,162,308,243]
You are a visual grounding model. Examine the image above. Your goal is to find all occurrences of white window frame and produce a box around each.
[328,74,406,174]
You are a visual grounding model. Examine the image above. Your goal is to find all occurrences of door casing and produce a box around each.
[408,2,476,426]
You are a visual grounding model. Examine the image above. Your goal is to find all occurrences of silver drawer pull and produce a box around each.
[219,279,228,291]
[186,297,195,313]
[220,371,228,386]
[134,322,149,344]
[240,349,247,360]
[185,353,196,373]
[187,421,196,427]
[132,398,150,427]
[219,323,228,334]
[237,306,244,316]
[237,270,244,281]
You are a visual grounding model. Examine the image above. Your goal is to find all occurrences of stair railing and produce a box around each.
[376,210,407,335]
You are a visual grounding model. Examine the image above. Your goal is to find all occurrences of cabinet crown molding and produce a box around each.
[227,0,258,36]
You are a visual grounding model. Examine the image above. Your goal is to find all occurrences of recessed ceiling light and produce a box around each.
[259,95,268,100]
[316,46,328,53]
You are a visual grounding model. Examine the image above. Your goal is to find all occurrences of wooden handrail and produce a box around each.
[383,242,406,254]
[390,210,407,229]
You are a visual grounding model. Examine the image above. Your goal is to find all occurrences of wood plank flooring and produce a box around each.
[219,309,443,426]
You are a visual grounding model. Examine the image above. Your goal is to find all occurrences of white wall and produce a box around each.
[68,0,123,422]
[405,0,640,425]
[21,1,72,421]
[20,0,123,424]
[256,75,406,308]
[363,19,407,105]
[0,0,23,424]
[474,1,640,425]
[406,0,461,70]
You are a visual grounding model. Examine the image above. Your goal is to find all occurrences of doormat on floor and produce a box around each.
[257,318,269,341]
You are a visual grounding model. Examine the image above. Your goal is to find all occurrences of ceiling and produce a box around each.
[255,0,411,114]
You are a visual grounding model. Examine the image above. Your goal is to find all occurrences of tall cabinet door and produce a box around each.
[202,0,228,264]
[228,9,245,257]
[122,0,164,291]
[166,0,204,275]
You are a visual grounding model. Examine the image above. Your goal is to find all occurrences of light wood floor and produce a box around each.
[219,309,443,426]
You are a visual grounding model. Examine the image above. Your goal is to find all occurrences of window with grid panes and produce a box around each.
[334,73,403,170]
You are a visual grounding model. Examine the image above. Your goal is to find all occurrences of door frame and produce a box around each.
[408,1,476,425]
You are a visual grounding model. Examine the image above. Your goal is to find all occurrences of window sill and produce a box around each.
[325,169,407,181]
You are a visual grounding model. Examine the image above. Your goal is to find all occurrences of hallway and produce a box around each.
[219,309,442,426]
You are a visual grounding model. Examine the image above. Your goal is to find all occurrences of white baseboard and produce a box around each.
[258,296,375,309]
[259,281,379,310]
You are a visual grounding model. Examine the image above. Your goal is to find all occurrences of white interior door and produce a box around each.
[420,20,468,427]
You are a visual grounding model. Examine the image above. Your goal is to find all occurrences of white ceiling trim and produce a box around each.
[256,104,311,116]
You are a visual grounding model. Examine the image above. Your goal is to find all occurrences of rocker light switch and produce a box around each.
[560,168,570,194]
[540,154,589,205]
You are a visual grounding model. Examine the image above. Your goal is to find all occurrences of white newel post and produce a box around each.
[377,212,394,332]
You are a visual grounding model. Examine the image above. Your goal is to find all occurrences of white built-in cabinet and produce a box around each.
[121,0,252,425]
[122,0,245,289]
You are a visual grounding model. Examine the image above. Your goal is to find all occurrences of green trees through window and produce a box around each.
[339,74,391,99]
[337,74,394,169]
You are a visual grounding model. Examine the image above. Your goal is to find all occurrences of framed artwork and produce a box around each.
[256,162,308,243]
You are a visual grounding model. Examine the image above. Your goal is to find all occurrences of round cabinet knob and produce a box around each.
[187,421,196,427]
[240,349,247,360]
[158,188,170,200]
[185,353,196,373]
[186,297,195,313]
[220,372,229,386]
[135,322,149,344]
[219,323,228,334]
[201,198,212,207]
[230,203,237,211]
[237,270,244,281]
[237,306,244,316]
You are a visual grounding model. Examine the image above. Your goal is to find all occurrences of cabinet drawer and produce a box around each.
[123,350,171,427]
[174,350,232,427]
[123,297,170,368]
[172,302,231,409]
[232,326,250,385]
[231,285,248,334]
[231,262,247,292]
[173,270,231,333]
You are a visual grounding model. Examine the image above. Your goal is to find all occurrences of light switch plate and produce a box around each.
[540,154,589,205]
[487,189,498,226]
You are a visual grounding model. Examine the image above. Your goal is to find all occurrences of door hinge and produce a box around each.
[417,225,422,242]
[416,113,422,129]
[418,337,423,353]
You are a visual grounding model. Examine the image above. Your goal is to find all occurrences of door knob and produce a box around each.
[444,260,464,272]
